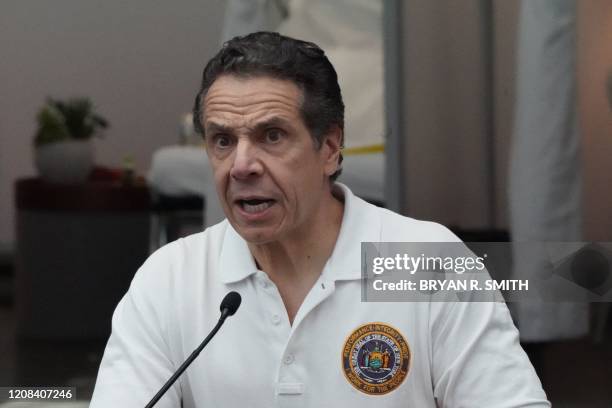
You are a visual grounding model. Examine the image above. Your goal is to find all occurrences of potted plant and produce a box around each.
[34,97,108,184]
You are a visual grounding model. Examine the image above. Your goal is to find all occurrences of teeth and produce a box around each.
[242,200,273,213]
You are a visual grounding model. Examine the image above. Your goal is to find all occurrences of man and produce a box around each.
[91,32,549,407]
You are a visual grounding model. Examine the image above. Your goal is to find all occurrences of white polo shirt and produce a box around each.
[90,184,549,407]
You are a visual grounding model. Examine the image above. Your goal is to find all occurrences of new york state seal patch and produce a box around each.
[342,322,411,395]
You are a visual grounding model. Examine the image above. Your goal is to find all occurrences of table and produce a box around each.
[14,178,151,340]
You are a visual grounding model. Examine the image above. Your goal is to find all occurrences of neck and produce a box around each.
[248,186,344,285]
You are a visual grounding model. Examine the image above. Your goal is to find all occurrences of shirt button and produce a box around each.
[260,280,269,289]
[283,354,295,365]
[271,314,281,325]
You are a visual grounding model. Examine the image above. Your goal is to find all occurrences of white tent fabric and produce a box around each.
[221,0,385,150]
[509,0,588,342]
[277,0,385,149]
[220,0,288,42]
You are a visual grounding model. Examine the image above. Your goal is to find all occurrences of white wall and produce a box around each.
[0,0,225,245]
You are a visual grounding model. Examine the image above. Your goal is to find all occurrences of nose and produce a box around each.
[229,139,263,180]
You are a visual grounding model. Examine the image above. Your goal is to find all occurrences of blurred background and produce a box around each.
[1,0,611,406]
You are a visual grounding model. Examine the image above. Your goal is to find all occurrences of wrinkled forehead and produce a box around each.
[203,75,304,125]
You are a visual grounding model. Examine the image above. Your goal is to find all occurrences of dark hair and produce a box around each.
[193,31,344,181]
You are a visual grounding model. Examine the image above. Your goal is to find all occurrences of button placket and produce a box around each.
[271,314,282,325]
[257,272,289,329]
[254,270,290,332]
[283,353,295,365]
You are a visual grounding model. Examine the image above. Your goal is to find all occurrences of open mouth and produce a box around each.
[237,198,276,214]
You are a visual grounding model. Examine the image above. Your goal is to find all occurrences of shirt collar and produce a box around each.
[218,221,259,284]
[218,183,382,284]
[323,183,382,281]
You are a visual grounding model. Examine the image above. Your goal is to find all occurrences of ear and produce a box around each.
[322,125,343,177]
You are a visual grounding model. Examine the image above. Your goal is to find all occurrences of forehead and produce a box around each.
[203,75,303,125]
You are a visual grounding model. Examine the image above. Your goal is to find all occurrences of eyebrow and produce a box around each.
[204,116,295,136]
[204,122,233,135]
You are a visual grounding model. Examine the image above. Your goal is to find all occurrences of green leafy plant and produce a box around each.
[34,97,109,146]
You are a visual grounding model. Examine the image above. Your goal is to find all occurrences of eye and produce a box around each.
[212,134,232,149]
[265,128,285,143]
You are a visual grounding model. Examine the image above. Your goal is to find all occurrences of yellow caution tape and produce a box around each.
[343,144,384,156]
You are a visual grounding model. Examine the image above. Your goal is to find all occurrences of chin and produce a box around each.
[235,225,279,245]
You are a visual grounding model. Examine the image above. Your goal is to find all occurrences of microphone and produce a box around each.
[219,291,241,317]
[144,291,242,408]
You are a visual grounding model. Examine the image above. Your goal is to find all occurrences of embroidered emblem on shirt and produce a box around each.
[342,322,411,395]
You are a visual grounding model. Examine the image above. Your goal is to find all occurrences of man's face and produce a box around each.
[202,75,340,244]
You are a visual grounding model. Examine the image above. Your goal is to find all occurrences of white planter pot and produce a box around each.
[35,140,94,184]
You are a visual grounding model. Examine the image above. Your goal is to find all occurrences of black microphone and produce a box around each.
[144,291,242,408]
[219,291,241,318]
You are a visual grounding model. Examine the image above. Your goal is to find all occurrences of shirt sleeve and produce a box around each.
[430,300,551,407]
[89,245,181,408]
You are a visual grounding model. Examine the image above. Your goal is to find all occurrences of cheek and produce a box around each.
[208,159,230,196]
[287,146,324,172]
[284,154,327,197]
[213,171,226,193]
